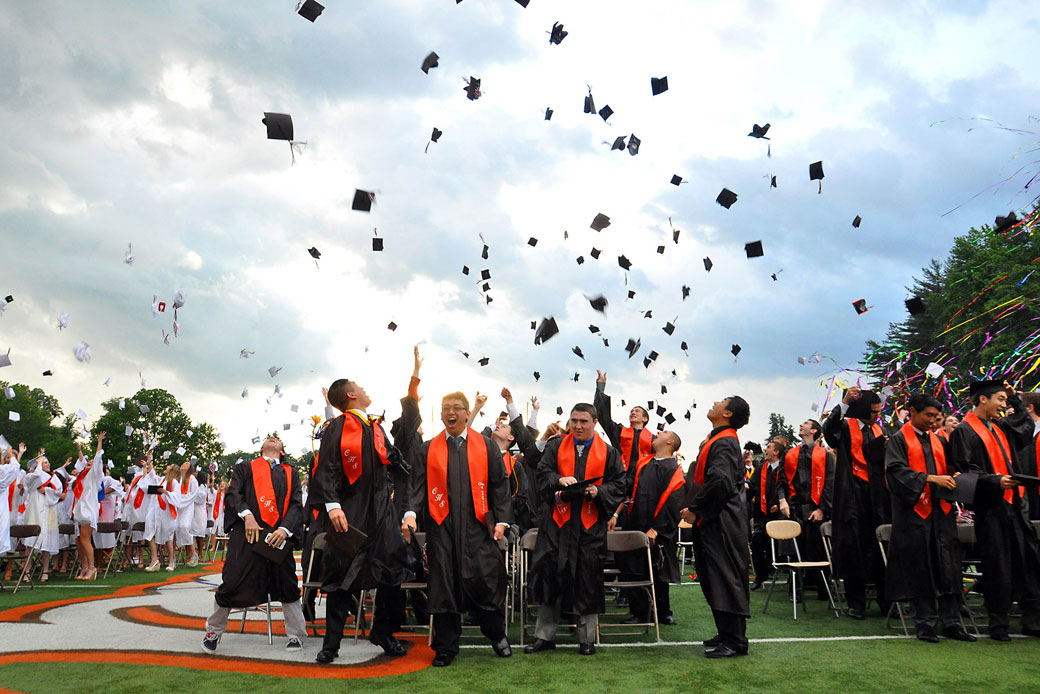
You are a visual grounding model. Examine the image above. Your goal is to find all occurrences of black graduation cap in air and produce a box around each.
[602,337,610,347]
[481,244,489,260]
[556,406,564,415]
[625,338,642,358]
[387,321,398,332]
[528,237,538,247]
[670,175,683,186]
[852,298,868,315]
[599,105,613,121]
[905,296,926,315]
[421,52,439,74]
[994,212,1018,231]
[684,410,692,421]
[663,322,676,336]
[643,310,653,318]
[650,76,669,95]
[745,241,764,258]
[648,350,659,362]
[627,289,636,299]
[545,108,553,120]
[573,372,580,382]
[549,22,568,44]
[533,371,540,381]
[372,237,383,252]
[42,370,53,376]
[770,175,777,188]
[681,340,689,353]
[661,384,668,395]
[748,123,771,139]
[262,113,293,140]
[464,76,481,100]
[682,285,690,300]
[478,357,490,367]
[307,246,321,259]
[424,127,443,154]
[591,213,611,230]
[703,257,713,272]
[716,188,738,209]
[665,412,676,425]
[618,255,632,271]
[656,245,665,254]
[462,266,470,275]
[3,295,11,303]
[611,136,626,151]
[515,0,530,6]
[588,324,600,334]
[297,0,324,22]
[590,248,601,260]
[576,256,585,265]
[584,88,596,114]
[627,135,641,155]
[530,321,537,330]
[809,161,825,193]
[731,344,741,357]
[534,317,560,345]
[572,346,585,360]
[655,405,666,417]
[852,215,862,228]
[480,269,491,280]
[352,189,374,212]
[482,282,491,292]
[588,295,608,312]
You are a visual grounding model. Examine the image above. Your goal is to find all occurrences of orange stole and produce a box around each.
[249,458,294,527]
[427,430,490,526]
[552,434,608,529]
[900,422,951,518]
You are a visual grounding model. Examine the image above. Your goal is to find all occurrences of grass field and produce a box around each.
[2,561,1038,694]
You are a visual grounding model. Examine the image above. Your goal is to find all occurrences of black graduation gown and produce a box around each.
[509,415,551,525]
[407,431,512,614]
[529,436,627,615]
[948,401,1039,607]
[1015,427,1040,520]
[777,444,835,517]
[884,429,961,601]
[215,460,303,608]
[313,413,413,593]
[593,385,651,486]
[748,460,781,523]
[823,406,888,581]
[620,457,684,584]
[685,427,750,617]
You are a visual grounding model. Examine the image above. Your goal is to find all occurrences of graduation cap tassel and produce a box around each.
[818,180,822,194]
[289,140,307,165]
[767,143,771,158]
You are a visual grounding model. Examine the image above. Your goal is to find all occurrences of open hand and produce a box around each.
[244,513,261,543]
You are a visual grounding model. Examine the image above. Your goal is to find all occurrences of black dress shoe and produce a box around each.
[915,625,939,643]
[492,637,512,657]
[621,615,644,624]
[315,649,338,664]
[432,652,454,667]
[703,634,721,647]
[662,615,677,626]
[750,580,765,591]
[990,628,1011,642]
[370,635,407,657]
[579,642,596,655]
[524,638,556,654]
[704,644,748,659]
[942,626,977,642]
[847,607,865,620]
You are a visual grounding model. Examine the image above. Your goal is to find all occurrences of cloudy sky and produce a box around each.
[2,0,1039,456]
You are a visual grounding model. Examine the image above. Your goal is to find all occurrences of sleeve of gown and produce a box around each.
[283,467,305,538]
[653,467,685,535]
[821,451,836,512]
[510,413,535,452]
[224,463,249,529]
[884,433,926,507]
[949,425,1003,505]
[688,438,742,522]
[485,437,512,526]
[823,405,844,449]
[406,440,430,519]
[391,395,422,461]
[774,459,789,502]
[535,438,563,506]
[312,417,345,507]
[593,384,622,449]
[747,464,763,509]
[999,395,1034,452]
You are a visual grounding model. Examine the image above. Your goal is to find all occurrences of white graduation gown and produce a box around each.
[94,476,124,550]
[0,461,21,555]
[22,468,61,554]
[72,450,105,530]
[190,482,209,538]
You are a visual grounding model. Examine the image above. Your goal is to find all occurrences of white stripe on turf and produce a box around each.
[458,633,1022,648]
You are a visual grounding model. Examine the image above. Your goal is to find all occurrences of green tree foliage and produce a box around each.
[765,412,797,449]
[864,209,1040,413]
[0,382,78,463]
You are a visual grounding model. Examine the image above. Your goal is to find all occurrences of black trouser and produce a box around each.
[322,584,404,652]
[300,521,322,619]
[626,577,671,620]
[431,608,505,657]
[750,522,772,584]
[910,595,960,630]
[711,609,748,651]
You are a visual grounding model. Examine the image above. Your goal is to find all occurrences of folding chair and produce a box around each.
[123,522,148,570]
[209,530,229,562]
[1,525,42,593]
[875,524,910,635]
[400,532,433,645]
[818,520,845,610]
[597,530,661,642]
[676,519,694,583]
[231,595,277,645]
[302,532,327,637]
[518,528,543,645]
[763,520,838,619]
[955,523,982,635]
[56,523,77,575]
[96,522,123,578]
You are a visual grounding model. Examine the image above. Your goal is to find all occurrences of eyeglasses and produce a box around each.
[441,405,467,413]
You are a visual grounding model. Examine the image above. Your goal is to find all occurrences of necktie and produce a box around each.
[452,435,463,449]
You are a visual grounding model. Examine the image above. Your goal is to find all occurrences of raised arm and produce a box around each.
[594,371,623,447]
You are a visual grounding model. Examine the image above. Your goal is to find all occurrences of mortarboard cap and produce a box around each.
[262,113,293,141]
[716,188,737,209]
[478,356,490,367]
[744,240,764,258]
[748,123,770,138]
[852,215,862,228]
[462,265,470,275]
[618,255,632,271]
[670,175,683,186]
[534,317,560,345]
[590,248,601,259]
[661,385,667,395]
[297,0,324,22]
[482,244,489,260]
[602,337,609,347]
[584,91,596,114]
[545,107,553,120]
[731,344,741,357]
[627,289,636,299]
[809,161,825,180]
[588,325,600,333]
[643,310,653,318]
[268,365,282,377]
[588,295,608,312]
[387,321,398,332]
[663,322,676,336]
[969,380,1004,400]
[572,346,585,360]
[655,405,666,416]
[421,51,439,74]
[650,76,669,95]
[481,269,491,280]
[591,213,611,231]
[665,412,676,425]
[556,406,564,416]
[3,295,12,303]
[673,228,680,243]
[770,175,777,188]
[994,212,1018,231]
[625,338,641,358]
[703,257,713,272]
[549,22,568,44]
[528,237,538,247]
[682,285,690,300]
[307,246,321,260]
[852,299,868,315]
[352,189,374,212]
[611,136,626,151]
[599,105,613,121]
[372,237,384,252]
[576,256,585,265]
[481,282,491,292]
[905,297,926,315]
[648,350,659,361]
[0,349,10,368]
[627,135,641,155]
[533,371,540,381]
[430,127,442,143]
[465,76,481,100]
[681,340,688,352]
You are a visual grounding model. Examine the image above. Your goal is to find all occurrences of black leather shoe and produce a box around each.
[432,652,454,667]
[750,580,765,591]
[847,607,865,620]
[492,637,512,657]
[621,615,643,624]
[315,649,338,664]
[703,634,721,647]
[524,639,556,654]
[704,644,748,658]
[942,626,977,642]
[578,642,596,655]
[662,615,677,626]
[915,625,939,643]
[1022,628,1040,638]
[370,635,407,657]
[990,628,1011,642]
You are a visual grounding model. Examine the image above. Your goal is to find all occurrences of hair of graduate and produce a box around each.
[670,431,682,452]
[807,419,823,441]
[570,402,598,420]
[772,435,789,449]
[442,391,470,411]
[631,405,649,423]
[327,378,352,411]
[725,396,750,430]
[907,392,942,414]
[970,388,1005,407]
[862,390,882,406]
[1019,391,1040,415]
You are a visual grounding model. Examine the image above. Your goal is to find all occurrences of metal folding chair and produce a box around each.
[1,525,42,593]
[818,520,845,610]
[875,524,910,635]
[96,522,123,578]
[598,530,661,642]
[763,520,839,619]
